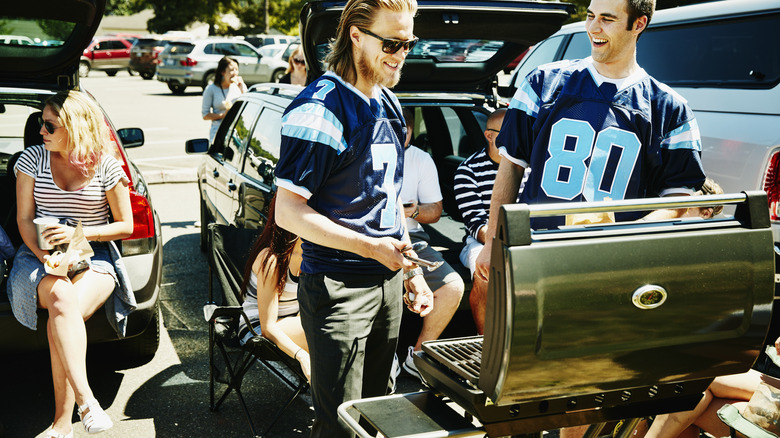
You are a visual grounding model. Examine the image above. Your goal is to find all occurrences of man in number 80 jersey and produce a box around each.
[475,0,705,280]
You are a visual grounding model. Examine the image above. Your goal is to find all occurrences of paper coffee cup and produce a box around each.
[33,217,59,250]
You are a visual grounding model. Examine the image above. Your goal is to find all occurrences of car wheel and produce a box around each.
[272,69,285,82]
[140,72,154,80]
[78,61,90,77]
[116,302,160,361]
[167,82,186,95]
[202,71,216,90]
[106,69,118,77]
[200,199,211,252]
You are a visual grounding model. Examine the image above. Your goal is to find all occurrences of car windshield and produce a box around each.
[163,42,195,55]
[0,17,75,47]
[313,39,505,64]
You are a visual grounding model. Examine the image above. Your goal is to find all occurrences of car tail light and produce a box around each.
[128,191,155,240]
[180,57,197,67]
[763,151,780,221]
[121,191,156,256]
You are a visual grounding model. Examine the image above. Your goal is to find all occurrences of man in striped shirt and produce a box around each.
[454,109,513,334]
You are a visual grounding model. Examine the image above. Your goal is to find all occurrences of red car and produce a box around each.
[80,36,134,77]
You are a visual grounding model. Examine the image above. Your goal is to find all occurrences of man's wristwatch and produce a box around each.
[403,267,423,281]
[411,205,420,219]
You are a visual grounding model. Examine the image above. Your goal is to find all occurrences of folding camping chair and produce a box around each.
[203,223,309,437]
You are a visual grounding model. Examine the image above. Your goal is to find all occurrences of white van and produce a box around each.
[503,0,780,242]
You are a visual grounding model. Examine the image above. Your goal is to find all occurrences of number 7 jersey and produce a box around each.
[497,57,706,230]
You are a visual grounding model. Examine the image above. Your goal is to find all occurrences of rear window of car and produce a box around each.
[638,12,780,89]
[0,18,73,47]
[163,42,194,55]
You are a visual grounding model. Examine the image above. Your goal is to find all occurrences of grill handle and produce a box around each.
[497,191,769,247]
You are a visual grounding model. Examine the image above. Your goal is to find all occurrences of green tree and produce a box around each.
[37,19,75,41]
[105,0,147,15]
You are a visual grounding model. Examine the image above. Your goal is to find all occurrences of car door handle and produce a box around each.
[213,169,219,178]
[228,181,237,191]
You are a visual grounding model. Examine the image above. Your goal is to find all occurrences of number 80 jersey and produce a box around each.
[497,58,706,230]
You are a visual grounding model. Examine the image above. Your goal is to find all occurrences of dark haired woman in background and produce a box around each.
[202,56,247,143]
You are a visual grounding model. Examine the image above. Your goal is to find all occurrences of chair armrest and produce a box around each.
[202,302,261,338]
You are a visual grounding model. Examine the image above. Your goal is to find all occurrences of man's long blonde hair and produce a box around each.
[324,0,417,84]
[45,91,110,177]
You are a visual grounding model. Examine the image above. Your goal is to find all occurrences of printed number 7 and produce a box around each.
[371,143,398,229]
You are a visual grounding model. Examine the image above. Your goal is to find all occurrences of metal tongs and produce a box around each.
[401,241,443,272]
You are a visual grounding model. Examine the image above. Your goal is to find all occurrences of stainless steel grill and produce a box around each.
[341,193,776,438]
[414,193,775,437]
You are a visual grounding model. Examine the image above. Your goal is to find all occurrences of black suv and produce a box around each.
[186,0,572,310]
[0,0,163,357]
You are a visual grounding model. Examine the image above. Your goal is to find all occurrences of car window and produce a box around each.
[234,43,258,57]
[164,42,194,55]
[638,12,780,88]
[223,102,262,169]
[215,43,240,56]
[562,32,590,61]
[511,36,564,90]
[244,108,283,182]
[513,35,565,86]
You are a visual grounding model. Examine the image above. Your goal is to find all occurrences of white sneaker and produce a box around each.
[402,346,425,384]
[387,353,401,394]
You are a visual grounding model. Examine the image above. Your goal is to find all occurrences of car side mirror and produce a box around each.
[186,138,210,154]
[117,127,144,148]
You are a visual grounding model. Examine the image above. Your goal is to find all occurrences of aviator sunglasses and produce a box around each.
[359,28,419,54]
[292,58,305,66]
[39,116,62,135]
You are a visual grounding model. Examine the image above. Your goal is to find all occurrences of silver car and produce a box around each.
[156,37,279,94]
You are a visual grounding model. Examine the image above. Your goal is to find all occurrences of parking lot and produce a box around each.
[0,72,440,438]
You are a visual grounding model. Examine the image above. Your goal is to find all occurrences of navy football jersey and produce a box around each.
[497,57,705,230]
[275,71,406,274]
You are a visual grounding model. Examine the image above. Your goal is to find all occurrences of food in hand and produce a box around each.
[45,251,65,269]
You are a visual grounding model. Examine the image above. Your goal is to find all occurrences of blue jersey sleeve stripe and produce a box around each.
[276,178,313,200]
[282,103,348,154]
[662,119,702,151]
[508,79,540,118]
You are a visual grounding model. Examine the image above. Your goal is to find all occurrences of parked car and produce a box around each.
[129,36,169,80]
[156,38,283,94]
[0,35,35,46]
[184,0,572,315]
[257,43,291,82]
[502,0,780,245]
[80,35,133,77]
[0,0,163,357]
[243,34,296,49]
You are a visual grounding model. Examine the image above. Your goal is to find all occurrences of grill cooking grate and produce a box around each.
[422,337,482,383]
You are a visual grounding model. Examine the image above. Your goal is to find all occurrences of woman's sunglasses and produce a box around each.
[39,116,61,135]
[359,28,419,54]
[292,58,305,66]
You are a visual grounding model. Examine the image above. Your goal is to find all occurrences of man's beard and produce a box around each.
[357,51,401,88]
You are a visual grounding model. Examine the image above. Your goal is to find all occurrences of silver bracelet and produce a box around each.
[402,267,423,281]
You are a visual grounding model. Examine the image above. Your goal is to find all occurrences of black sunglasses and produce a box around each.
[292,58,305,66]
[39,116,61,135]
[359,28,419,54]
